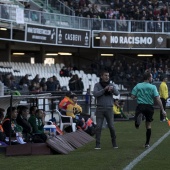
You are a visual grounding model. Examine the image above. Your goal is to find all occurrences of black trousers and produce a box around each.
[160,98,166,121]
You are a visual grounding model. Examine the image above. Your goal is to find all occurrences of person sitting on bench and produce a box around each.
[2,107,26,144]
[16,106,32,142]
[58,91,72,115]
[28,108,47,143]
[65,94,87,130]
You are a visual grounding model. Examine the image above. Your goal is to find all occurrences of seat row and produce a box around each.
[0,62,127,92]
[0,62,100,92]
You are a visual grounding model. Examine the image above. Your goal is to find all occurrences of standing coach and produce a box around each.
[93,70,119,149]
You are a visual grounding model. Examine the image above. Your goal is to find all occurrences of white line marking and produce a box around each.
[123,130,170,170]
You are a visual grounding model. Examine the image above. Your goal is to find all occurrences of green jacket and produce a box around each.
[28,115,44,134]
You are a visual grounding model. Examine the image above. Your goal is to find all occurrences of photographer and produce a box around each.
[113,99,122,119]
[93,70,119,149]
[113,99,128,119]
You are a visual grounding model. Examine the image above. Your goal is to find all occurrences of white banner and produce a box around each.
[16,8,24,24]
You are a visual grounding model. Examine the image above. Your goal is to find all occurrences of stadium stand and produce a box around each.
[31,0,75,15]
[0,61,107,94]
[1,0,170,159]
[1,1,170,31]
[1,56,170,95]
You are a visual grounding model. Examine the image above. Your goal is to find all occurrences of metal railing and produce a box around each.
[31,0,75,16]
[0,4,170,33]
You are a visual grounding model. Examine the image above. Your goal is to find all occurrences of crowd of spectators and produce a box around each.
[52,0,170,31]
[60,0,170,21]
[0,69,85,94]
[0,73,62,94]
[88,56,170,89]
[0,55,170,93]
[1,55,169,93]
[39,0,169,20]
[1,0,170,32]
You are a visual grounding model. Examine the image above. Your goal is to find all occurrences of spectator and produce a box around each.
[117,13,127,31]
[69,74,84,93]
[29,106,37,116]
[2,107,26,144]
[46,77,57,92]
[152,68,159,81]
[3,74,12,89]
[75,7,83,17]
[0,108,6,143]
[60,66,69,77]
[85,88,91,113]
[39,8,46,24]
[160,5,168,17]
[16,106,32,142]
[40,77,47,91]
[157,67,164,80]
[139,16,146,32]
[77,78,84,94]
[1,5,9,19]
[31,11,39,21]
[29,81,40,93]
[92,15,101,30]
[32,74,40,84]
[10,75,19,90]
[69,74,77,91]
[28,109,47,143]
[164,17,170,32]
[19,74,30,87]
[155,17,162,32]
[147,17,155,32]
[52,75,61,91]
[28,109,45,133]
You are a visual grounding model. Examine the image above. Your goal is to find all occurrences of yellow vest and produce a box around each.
[159,81,168,99]
[113,105,121,115]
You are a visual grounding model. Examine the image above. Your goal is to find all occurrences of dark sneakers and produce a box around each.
[135,113,143,129]
[112,140,118,149]
[95,140,118,149]
[94,144,101,150]
[94,146,101,150]
[145,144,150,149]
[113,145,118,149]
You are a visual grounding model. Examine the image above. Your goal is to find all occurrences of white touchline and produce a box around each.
[123,130,170,170]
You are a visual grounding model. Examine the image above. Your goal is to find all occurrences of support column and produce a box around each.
[35,45,45,63]
[6,42,11,62]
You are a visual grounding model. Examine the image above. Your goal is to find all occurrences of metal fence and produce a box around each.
[1,4,170,32]
[31,0,75,16]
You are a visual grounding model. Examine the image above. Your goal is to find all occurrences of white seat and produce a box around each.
[55,109,76,132]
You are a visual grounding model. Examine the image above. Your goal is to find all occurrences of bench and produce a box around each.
[4,129,94,156]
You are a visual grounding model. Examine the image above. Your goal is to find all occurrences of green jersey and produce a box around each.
[131,82,159,105]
